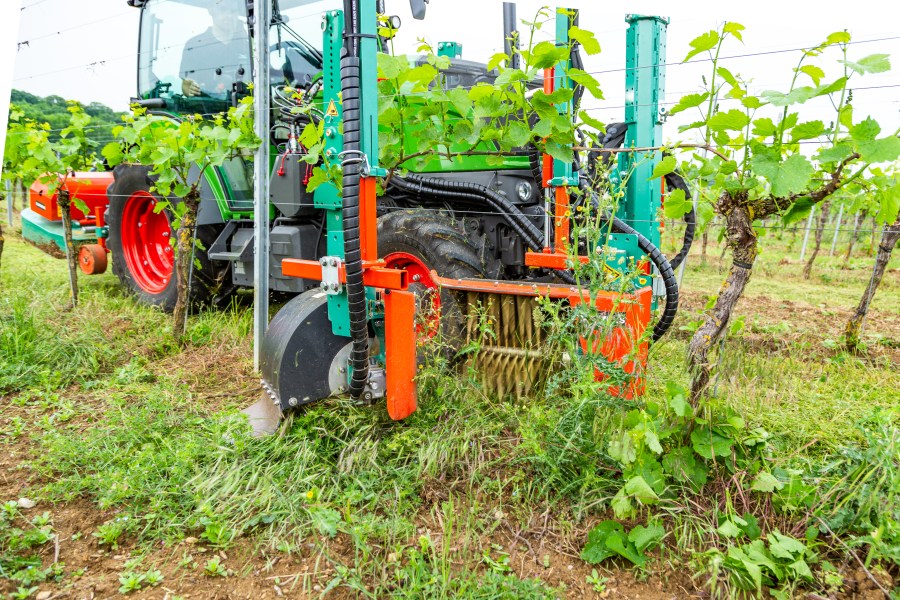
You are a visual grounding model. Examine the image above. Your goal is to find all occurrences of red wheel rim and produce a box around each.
[120,191,173,294]
[383,251,440,336]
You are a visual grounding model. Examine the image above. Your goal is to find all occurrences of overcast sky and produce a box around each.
[9,0,900,140]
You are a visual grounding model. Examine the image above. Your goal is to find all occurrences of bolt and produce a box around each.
[330,258,338,267]
[163,231,169,237]
[143,260,148,266]
[330,283,340,291]
[288,397,298,407]
[412,274,421,282]
[137,223,142,227]
[319,257,327,265]
[370,382,378,390]
[339,367,346,373]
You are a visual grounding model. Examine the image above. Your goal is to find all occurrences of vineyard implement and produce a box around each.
[19,1,690,434]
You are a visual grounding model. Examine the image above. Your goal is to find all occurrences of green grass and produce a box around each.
[1,229,898,598]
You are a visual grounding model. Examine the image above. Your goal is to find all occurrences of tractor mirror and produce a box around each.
[409,0,427,20]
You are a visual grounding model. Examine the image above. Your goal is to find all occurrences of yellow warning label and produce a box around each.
[325,99,339,117]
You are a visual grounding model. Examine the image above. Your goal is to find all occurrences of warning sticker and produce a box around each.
[325,99,339,117]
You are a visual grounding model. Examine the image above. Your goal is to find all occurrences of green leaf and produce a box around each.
[816,143,853,164]
[604,530,647,567]
[751,471,784,493]
[580,521,623,564]
[684,30,719,62]
[691,429,734,460]
[857,136,900,164]
[628,523,665,553]
[505,121,531,148]
[751,117,777,138]
[651,155,677,180]
[608,431,636,465]
[611,488,633,518]
[824,31,851,46]
[623,476,659,504]
[306,167,331,192]
[663,187,691,219]
[789,120,825,143]
[768,531,807,559]
[309,507,341,538]
[875,182,900,224]
[717,519,742,538]
[667,92,708,117]
[850,117,880,142]
[722,22,745,42]
[544,140,573,164]
[579,110,605,132]
[568,68,603,100]
[530,40,569,69]
[487,52,508,72]
[569,26,601,55]
[749,153,814,197]
[799,65,825,86]
[662,446,708,488]
[841,53,891,75]
[708,109,750,132]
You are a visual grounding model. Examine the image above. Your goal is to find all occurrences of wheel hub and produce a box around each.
[120,191,173,294]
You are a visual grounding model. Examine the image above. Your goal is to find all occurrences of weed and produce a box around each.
[204,556,228,577]
[93,519,127,550]
[586,568,608,593]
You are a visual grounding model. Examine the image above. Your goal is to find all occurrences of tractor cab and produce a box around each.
[134,0,337,114]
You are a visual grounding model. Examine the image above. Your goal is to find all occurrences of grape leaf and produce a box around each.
[708,109,749,132]
[684,30,719,62]
[749,153,814,197]
[663,187,691,219]
[651,155,677,179]
[667,92,708,117]
[569,26,601,55]
[841,53,891,75]
[789,120,825,143]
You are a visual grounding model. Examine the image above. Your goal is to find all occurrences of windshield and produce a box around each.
[270,1,339,87]
[138,0,251,113]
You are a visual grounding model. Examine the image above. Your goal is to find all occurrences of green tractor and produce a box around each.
[23,0,692,431]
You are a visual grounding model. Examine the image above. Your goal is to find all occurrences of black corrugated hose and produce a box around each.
[603,214,678,342]
[341,0,369,399]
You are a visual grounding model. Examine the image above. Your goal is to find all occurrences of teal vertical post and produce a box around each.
[551,8,574,184]
[316,9,349,336]
[358,0,379,169]
[619,14,668,251]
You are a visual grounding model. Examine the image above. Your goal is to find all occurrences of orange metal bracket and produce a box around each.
[281,258,409,290]
[525,186,578,269]
[359,176,378,262]
[384,289,417,420]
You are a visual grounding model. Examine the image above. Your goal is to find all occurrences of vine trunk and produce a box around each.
[802,200,830,279]
[57,188,79,308]
[688,191,757,403]
[172,191,201,342]
[844,216,900,351]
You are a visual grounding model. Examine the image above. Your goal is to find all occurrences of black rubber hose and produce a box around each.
[603,214,678,342]
[390,175,578,284]
[664,172,695,271]
[397,174,546,250]
[340,0,368,399]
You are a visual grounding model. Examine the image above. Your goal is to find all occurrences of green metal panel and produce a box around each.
[618,14,668,251]
[319,9,349,336]
[437,41,462,58]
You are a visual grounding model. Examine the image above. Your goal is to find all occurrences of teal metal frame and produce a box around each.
[618,14,668,251]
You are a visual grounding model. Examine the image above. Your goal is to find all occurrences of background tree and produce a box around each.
[663,25,900,401]
[102,101,259,340]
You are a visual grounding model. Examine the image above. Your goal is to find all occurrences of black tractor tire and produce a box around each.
[105,164,232,312]
[377,209,498,349]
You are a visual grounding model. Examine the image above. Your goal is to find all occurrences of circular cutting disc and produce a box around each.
[261,289,351,412]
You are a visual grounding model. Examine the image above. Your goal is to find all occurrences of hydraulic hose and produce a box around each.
[393,174,546,251]
[341,0,368,399]
[602,214,678,342]
[664,172,695,271]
